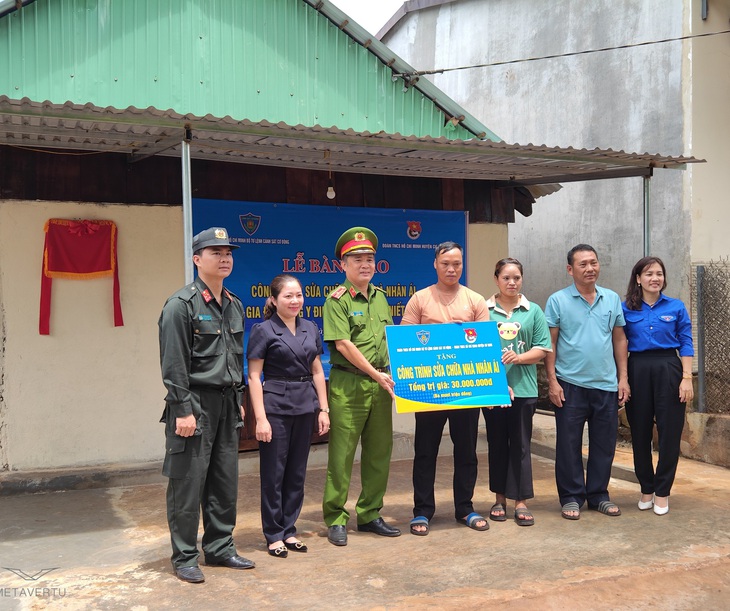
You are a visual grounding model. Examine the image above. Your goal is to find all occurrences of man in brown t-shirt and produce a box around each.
[401,241,490,535]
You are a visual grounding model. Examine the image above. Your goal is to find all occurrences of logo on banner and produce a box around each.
[407,221,422,240]
[240,213,261,236]
[464,328,477,344]
[416,330,430,345]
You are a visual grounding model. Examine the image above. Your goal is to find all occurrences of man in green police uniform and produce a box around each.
[322,226,401,546]
[158,227,254,583]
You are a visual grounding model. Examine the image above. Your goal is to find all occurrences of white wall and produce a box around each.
[687,0,730,262]
[384,0,699,306]
[0,200,184,470]
[0,200,505,468]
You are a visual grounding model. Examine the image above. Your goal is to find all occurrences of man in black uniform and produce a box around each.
[158,227,254,583]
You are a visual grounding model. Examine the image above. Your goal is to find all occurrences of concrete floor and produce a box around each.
[1,416,729,610]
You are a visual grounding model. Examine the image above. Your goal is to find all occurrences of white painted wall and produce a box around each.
[687,0,730,261]
[0,199,505,468]
[0,200,183,470]
[383,0,715,306]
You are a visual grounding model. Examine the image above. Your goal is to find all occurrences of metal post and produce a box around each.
[181,127,194,283]
[696,265,706,413]
[643,174,651,256]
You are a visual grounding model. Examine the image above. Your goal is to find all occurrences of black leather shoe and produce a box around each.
[327,525,348,546]
[284,540,308,553]
[206,554,255,570]
[268,545,288,558]
[357,517,401,537]
[175,566,205,583]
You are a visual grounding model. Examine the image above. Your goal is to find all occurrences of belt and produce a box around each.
[265,375,313,382]
[630,349,678,357]
[190,384,239,395]
[331,364,390,376]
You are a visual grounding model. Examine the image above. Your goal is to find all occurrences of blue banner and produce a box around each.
[385,321,511,412]
[192,199,467,374]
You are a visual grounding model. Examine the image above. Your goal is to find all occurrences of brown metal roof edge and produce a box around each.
[0,97,704,170]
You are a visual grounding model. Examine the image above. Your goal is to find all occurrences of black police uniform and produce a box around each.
[158,275,244,569]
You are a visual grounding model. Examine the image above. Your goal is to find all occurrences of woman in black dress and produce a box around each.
[247,274,330,556]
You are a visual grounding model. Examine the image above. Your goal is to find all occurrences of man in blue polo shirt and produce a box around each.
[544,244,630,520]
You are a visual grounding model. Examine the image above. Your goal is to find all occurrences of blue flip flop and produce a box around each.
[410,516,430,536]
[457,512,489,531]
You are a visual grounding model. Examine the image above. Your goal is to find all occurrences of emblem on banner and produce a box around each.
[416,330,430,345]
[464,328,477,344]
[406,221,422,240]
[240,213,261,236]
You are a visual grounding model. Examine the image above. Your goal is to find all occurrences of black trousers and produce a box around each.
[412,408,480,520]
[164,387,240,569]
[259,411,316,544]
[554,380,618,508]
[482,398,537,501]
[626,350,686,497]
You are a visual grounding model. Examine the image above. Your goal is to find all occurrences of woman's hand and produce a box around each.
[318,410,330,436]
[501,350,521,365]
[255,418,272,443]
[679,378,694,404]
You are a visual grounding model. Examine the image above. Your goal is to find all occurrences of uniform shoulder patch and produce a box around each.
[329,286,347,300]
[223,288,240,302]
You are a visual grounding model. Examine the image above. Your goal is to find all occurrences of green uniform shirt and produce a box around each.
[158,276,245,419]
[486,294,552,398]
[323,280,392,369]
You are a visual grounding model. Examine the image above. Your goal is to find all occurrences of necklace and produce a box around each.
[437,285,461,307]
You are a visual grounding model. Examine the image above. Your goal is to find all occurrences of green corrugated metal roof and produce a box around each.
[0,0,481,140]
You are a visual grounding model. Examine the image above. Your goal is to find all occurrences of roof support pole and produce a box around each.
[182,127,194,283]
[643,173,652,256]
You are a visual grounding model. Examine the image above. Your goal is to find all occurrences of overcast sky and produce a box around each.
[330,0,403,35]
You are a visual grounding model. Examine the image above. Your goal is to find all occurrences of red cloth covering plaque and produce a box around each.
[39,219,124,335]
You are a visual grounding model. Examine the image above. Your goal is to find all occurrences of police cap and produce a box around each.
[192,227,239,253]
[335,226,378,259]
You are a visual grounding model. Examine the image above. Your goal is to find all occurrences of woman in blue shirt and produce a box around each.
[622,256,694,516]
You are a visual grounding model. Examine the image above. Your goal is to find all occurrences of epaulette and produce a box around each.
[169,282,198,303]
[373,285,386,293]
[329,286,347,300]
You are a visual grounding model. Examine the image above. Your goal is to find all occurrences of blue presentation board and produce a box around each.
[192,199,467,375]
[386,321,511,412]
